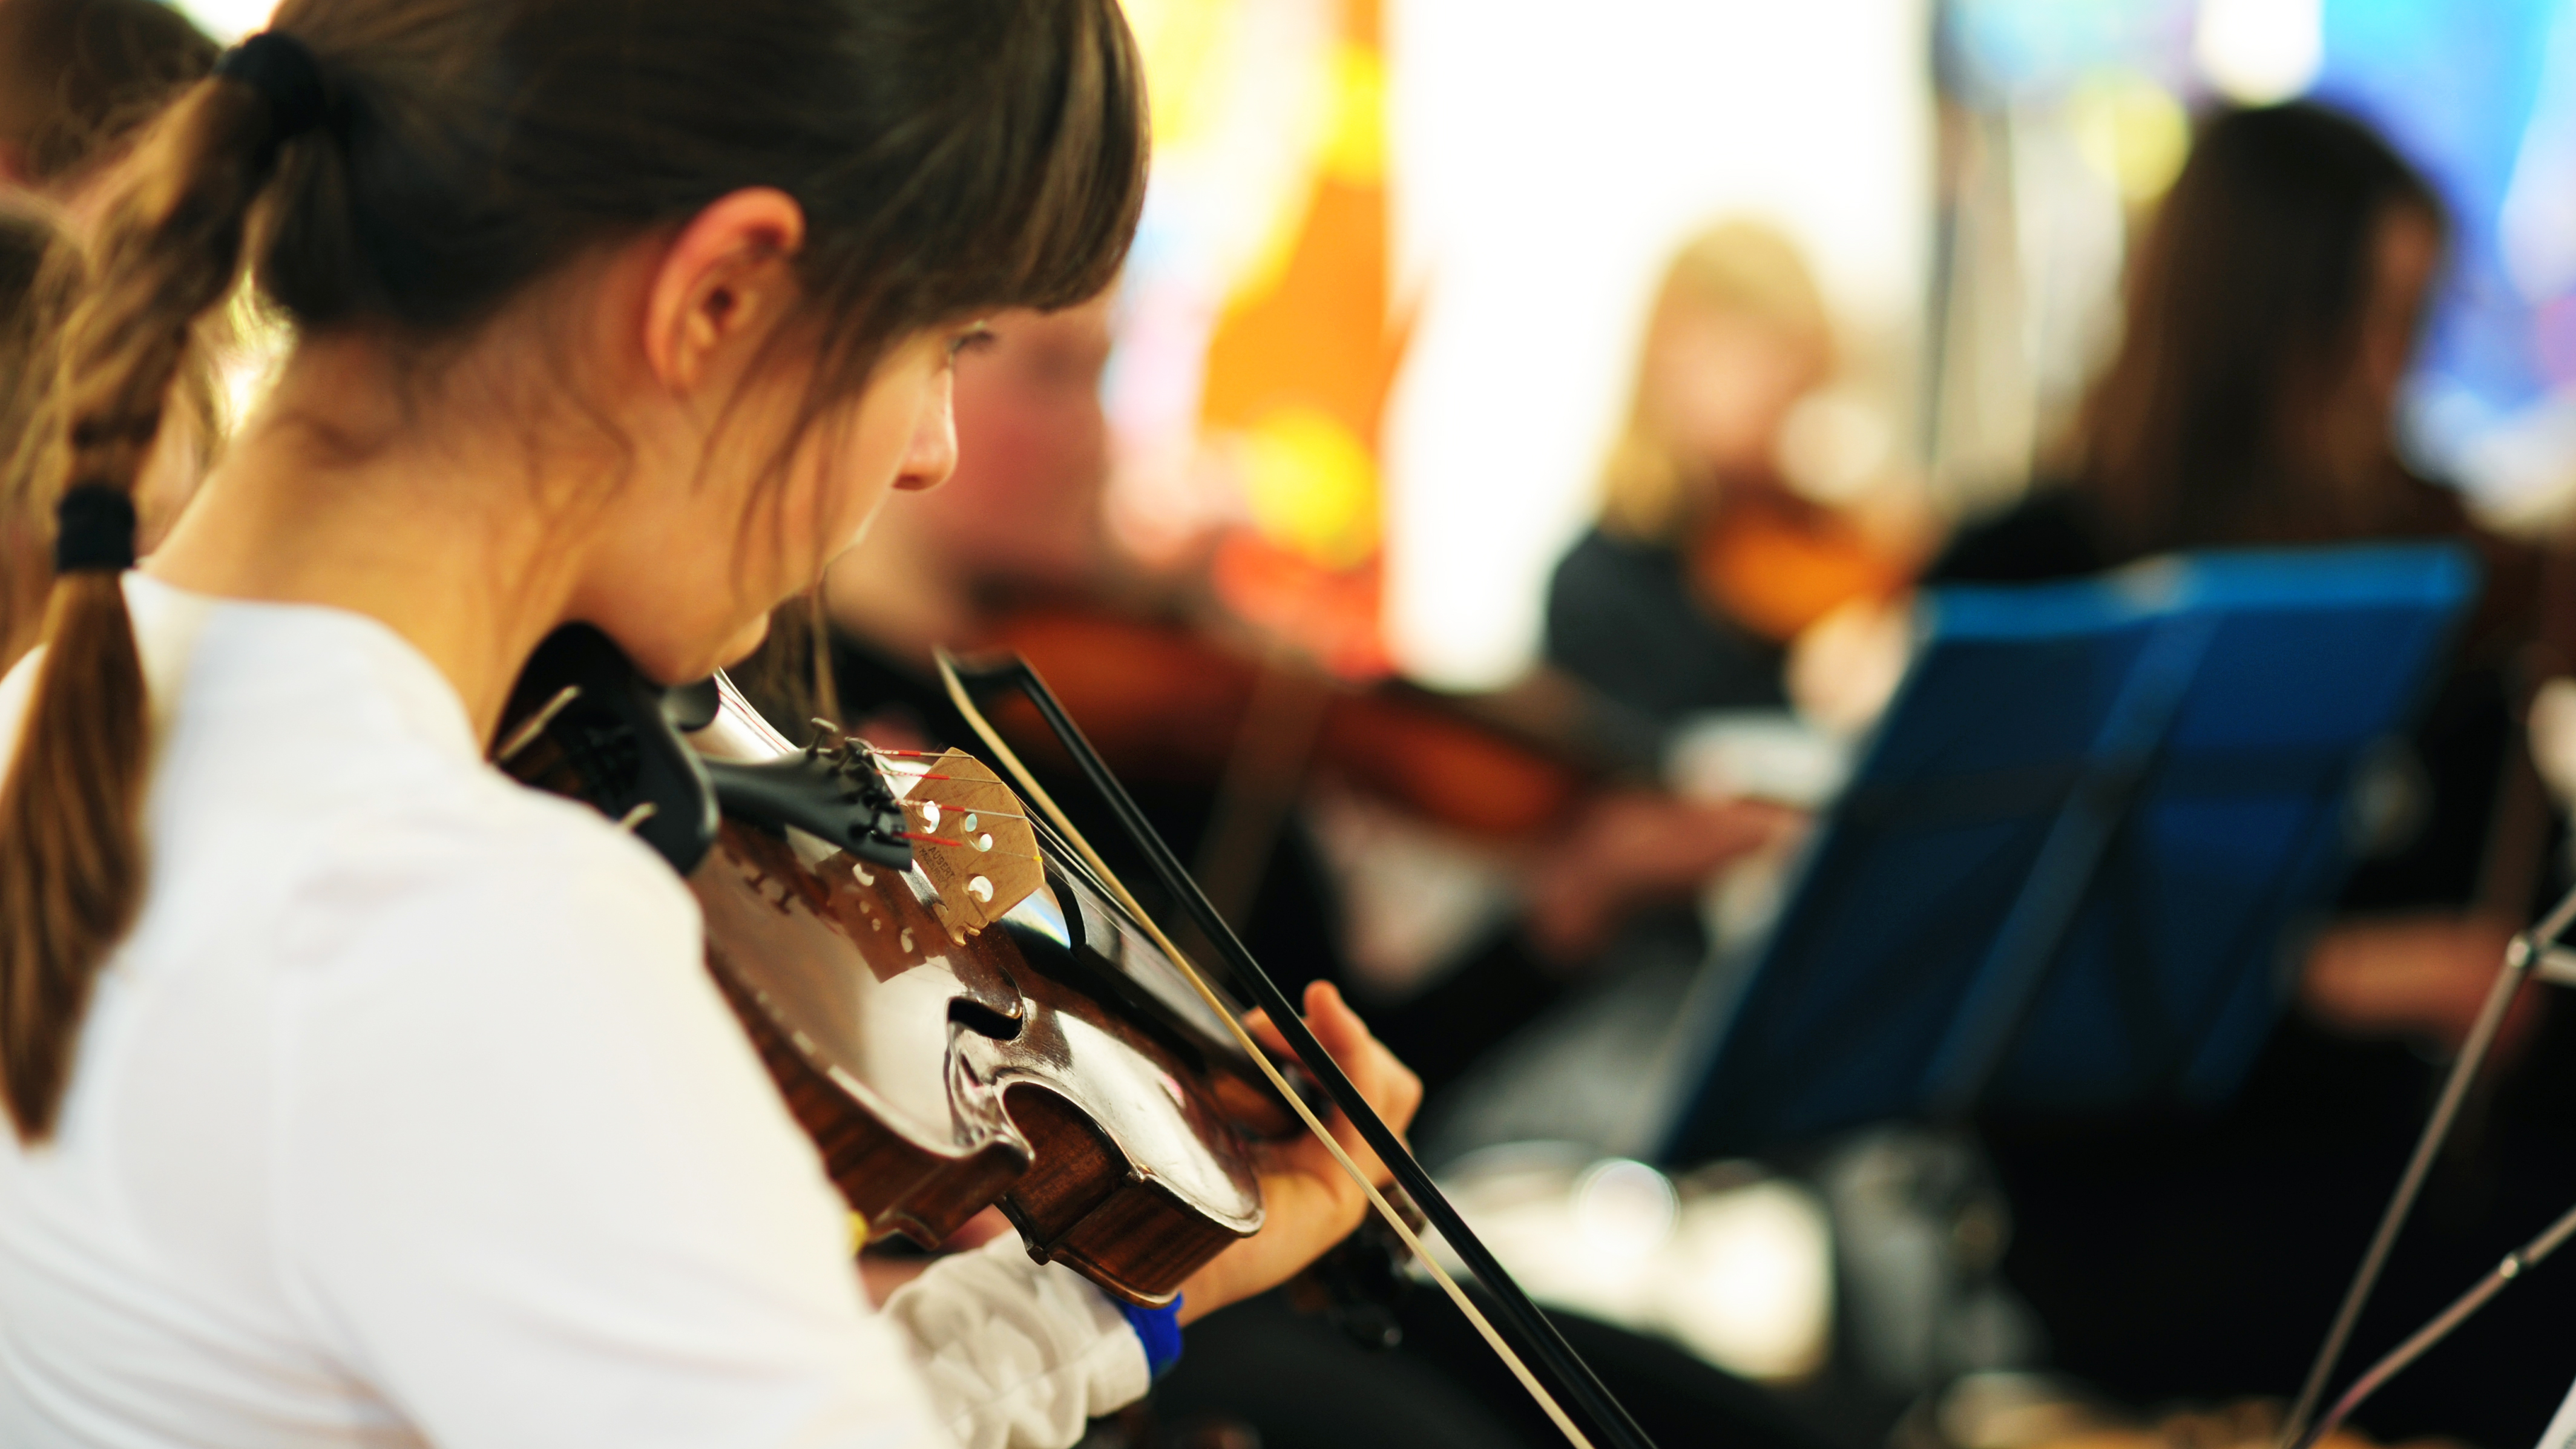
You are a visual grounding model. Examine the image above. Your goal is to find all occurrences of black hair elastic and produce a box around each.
[54,485,137,574]
[213,31,330,146]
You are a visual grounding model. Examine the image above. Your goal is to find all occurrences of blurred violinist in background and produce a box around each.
[774,291,1828,1449]
[1934,103,2545,1046]
[1546,219,1927,727]
[1921,102,2575,1447]
[790,289,1799,1106]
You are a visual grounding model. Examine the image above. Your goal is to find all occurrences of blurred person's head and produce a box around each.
[910,292,1116,591]
[823,293,1116,652]
[2080,102,2443,554]
[0,0,218,209]
[1599,220,1833,544]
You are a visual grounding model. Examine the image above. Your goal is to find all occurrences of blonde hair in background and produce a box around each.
[1598,219,1833,544]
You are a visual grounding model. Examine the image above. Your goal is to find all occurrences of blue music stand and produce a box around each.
[1658,544,2479,1164]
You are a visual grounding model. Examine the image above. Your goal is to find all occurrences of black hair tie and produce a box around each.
[54,485,137,574]
[214,31,330,146]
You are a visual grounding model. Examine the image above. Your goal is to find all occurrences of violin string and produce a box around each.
[993,792,1099,885]
[870,750,1043,826]
[900,799,1037,826]
[896,830,1043,863]
[875,753,1045,856]
[997,787,1265,1018]
[932,652,1598,1449]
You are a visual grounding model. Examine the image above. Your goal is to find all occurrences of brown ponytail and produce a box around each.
[0,74,311,1140]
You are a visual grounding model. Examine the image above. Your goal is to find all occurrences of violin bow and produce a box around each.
[935,649,1656,1449]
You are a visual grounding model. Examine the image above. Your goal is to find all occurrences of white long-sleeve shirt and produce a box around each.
[0,575,1150,1448]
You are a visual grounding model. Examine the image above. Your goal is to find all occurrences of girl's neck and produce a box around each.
[144,336,592,742]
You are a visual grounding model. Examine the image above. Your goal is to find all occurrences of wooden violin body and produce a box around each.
[981,603,1631,841]
[497,627,1292,1306]
[1689,487,1909,643]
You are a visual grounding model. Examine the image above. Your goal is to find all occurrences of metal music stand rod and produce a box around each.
[2279,878,2576,1449]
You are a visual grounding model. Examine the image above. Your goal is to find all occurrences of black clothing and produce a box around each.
[1545,527,1789,719]
[1928,487,2573,1447]
[1528,526,1782,1129]
[1922,488,2111,585]
[1152,1286,1838,1449]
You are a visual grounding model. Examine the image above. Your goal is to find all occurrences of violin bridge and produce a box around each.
[901,749,1043,939]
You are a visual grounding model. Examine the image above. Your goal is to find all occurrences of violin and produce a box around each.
[493,623,1658,1448]
[968,603,1796,960]
[494,624,1302,1303]
[979,603,1649,843]
[1687,487,1910,645]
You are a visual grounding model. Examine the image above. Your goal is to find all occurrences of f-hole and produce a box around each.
[948,996,1023,1042]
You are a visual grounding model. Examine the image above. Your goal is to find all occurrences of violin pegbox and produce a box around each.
[876,748,1043,942]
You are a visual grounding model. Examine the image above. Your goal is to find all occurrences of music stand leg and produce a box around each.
[2279,881,2576,1448]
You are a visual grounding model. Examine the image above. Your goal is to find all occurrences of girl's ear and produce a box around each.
[642,187,807,393]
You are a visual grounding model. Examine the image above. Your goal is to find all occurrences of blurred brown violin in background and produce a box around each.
[973,600,1801,961]
[985,604,1617,835]
[1687,485,1909,646]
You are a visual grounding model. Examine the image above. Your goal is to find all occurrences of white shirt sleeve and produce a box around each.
[884,1238,1151,1449]
[2538,1375,2576,1449]
[267,812,1145,1448]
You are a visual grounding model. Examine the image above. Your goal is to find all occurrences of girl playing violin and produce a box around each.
[1547,220,1919,726]
[0,2,1418,1446]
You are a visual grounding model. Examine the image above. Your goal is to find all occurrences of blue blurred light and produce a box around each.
[1940,0,2194,104]
[2314,0,2566,495]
